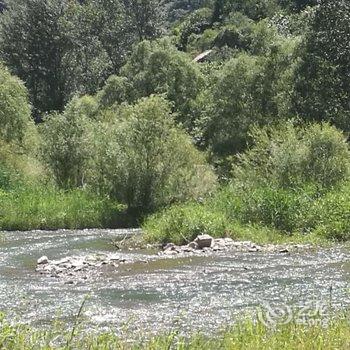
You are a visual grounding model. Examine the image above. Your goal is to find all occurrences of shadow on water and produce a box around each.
[0,229,349,336]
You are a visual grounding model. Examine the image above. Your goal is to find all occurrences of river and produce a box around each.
[0,229,349,336]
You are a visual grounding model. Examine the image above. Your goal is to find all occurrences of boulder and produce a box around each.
[194,234,213,249]
[37,256,49,265]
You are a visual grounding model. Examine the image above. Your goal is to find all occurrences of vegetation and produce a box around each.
[0,185,124,231]
[144,123,350,244]
[1,0,350,346]
[0,0,349,239]
[1,312,349,349]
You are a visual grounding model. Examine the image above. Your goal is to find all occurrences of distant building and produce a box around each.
[193,50,213,63]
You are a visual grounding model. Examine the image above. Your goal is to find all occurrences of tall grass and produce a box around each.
[143,181,350,245]
[0,185,124,231]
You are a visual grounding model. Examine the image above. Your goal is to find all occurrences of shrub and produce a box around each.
[143,202,232,245]
[0,161,12,190]
[233,122,350,190]
[0,139,44,191]
[237,186,315,232]
[302,123,350,188]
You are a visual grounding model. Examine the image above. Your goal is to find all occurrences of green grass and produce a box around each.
[0,185,125,231]
[1,312,349,349]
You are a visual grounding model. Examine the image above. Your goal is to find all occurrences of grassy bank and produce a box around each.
[143,123,350,246]
[143,181,350,245]
[1,313,349,349]
[0,185,125,231]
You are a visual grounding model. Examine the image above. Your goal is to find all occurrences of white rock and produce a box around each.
[37,256,49,265]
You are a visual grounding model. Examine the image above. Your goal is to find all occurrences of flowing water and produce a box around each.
[0,229,349,336]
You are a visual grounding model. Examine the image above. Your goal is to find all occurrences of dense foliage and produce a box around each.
[0,0,350,239]
[0,64,33,145]
[144,123,350,243]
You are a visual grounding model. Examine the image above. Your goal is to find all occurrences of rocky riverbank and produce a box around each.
[36,253,132,283]
[159,234,313,256]
[36,234,313,283]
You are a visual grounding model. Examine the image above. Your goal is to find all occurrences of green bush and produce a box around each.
[120,39,205,128]
[234,122,350,190]
[0,162,12,190]
[143,202,232,245]
[0,140,45,191]
[89,95,217,215]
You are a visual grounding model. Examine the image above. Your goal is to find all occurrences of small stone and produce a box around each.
[109,256,120,261]
[163,250,178,255]
[37,256,49,265]
[279,248,289,253]
[183,247,194,253]
[164,243,176,251]
[188,241,199,250]
[248,247,259,253]
[194,234,213,249]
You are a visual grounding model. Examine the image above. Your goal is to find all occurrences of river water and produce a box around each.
[0,229,349,336]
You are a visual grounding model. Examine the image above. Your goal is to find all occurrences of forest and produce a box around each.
[0,0,349,243]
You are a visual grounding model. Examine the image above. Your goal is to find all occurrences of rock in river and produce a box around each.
[37,256,49,265]
[194,234,213,249]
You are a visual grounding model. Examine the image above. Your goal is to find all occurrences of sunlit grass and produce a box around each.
[0,312,349,349]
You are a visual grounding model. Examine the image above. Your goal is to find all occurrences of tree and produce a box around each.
[162,0,209,24]
[60,1,116,98]
[102,39,205,129]
[0,0,163,116]
[279,0,317,12]
[200,46,296,166]
[0,1,6,12]
[293,0,350,131]
[0,0,68,117]
[89,95,216,214]
[0,64,33,145]
[219,0,281,21]
[211,0,225,24]
[123,0,163,40]
[40,96,95,188]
